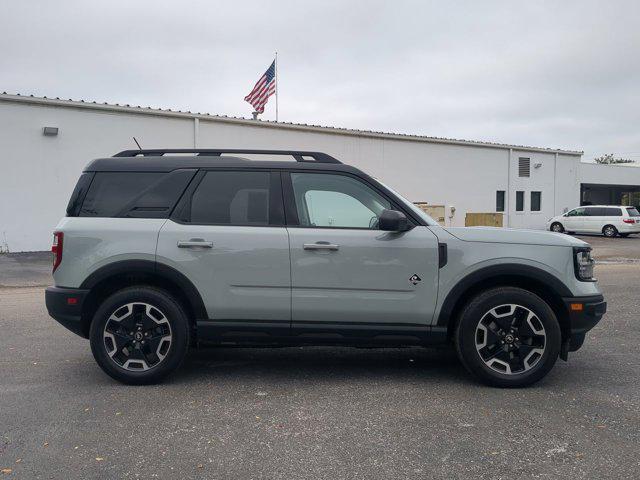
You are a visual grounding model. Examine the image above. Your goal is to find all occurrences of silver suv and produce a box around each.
[45,149,606,387]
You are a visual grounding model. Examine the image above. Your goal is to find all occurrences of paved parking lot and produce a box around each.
[1,236,639,479]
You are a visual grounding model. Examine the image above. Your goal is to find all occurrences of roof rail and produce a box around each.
[113,149,342,164]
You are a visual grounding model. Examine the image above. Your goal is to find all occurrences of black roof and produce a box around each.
[85,149,362,173]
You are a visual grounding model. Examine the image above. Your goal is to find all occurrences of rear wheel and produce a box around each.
[550,222,564,233]
[89,286,190,384]
[454,287,561,387]
[603,225,618,237]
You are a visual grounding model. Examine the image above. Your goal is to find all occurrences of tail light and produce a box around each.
[623,218,635,224]
[52,232,63,272]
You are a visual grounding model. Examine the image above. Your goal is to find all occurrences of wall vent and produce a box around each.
[518,157,531,177]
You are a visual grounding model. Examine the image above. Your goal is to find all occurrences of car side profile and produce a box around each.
[547,205,640,237]
[46,149,606,387]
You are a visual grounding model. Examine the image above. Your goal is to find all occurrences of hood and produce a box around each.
[442,226,590,247]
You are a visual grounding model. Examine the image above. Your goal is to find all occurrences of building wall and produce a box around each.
[579,162,640,186]
[0,96,601,252]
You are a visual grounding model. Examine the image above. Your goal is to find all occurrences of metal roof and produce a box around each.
[0,92,583,156]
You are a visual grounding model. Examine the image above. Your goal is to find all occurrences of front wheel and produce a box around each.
[454,287,561,387]
[550,222,564,233]
[89,286,190,384]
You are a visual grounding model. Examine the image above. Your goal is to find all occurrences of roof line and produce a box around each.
[0,92,583,156]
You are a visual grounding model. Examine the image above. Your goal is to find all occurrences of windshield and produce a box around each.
[627,207,640,217]
[374,178,439,226]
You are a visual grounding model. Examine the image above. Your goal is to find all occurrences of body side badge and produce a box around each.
[409,274,422,285]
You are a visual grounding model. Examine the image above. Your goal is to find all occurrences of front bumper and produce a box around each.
[45,286,90,338]
[561,294,606,356]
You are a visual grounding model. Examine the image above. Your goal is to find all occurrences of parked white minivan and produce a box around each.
[547,205,640,237]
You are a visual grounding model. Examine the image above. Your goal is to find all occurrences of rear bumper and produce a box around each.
[562,294,606,353]
[45,286,90,338]
[618,224,640,233]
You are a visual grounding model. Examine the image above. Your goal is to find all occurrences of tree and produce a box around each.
[594,153,635,164]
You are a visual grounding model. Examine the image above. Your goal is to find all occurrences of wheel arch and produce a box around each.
[437,264,572,340]
[79,260,207,338]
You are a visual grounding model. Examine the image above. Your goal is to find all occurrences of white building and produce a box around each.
[1,93,639,252]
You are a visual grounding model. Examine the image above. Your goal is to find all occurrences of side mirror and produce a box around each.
[378,209,409,232]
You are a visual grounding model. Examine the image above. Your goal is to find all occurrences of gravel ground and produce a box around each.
[1,245,640,478]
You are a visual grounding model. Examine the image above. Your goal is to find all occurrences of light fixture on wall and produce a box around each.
[42,126,59,136]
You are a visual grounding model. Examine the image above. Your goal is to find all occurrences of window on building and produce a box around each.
[518,157,531,177]
[531,191,541,211]
[516,191,524,211]
[189,171,271,225]
[496,191,505,212]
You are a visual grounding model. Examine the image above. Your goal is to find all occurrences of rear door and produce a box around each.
[582,207,602,233]
[156,169,291,325]
[284,171,440,328]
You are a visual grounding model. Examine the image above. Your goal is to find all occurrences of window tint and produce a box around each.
[583,207,598,216]
[80,172,164,217]
[66,172,94,216]
[515,191,524,212]
[496,191,505,212]
[290,173,391,228]
[602,207,622,216]
[189,171,271,225]
[531,191,541,211]
[627,207,640,217]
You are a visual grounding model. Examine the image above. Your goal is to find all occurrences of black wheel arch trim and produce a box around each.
[79,259,208,320]
[436,263,573,327]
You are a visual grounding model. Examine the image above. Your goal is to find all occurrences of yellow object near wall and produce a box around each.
[465,213,504,227]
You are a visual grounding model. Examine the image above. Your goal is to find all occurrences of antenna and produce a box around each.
[133,137,142,151]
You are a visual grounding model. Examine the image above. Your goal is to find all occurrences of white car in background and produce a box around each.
[548,205,640,237]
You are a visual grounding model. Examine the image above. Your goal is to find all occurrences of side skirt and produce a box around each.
[196,320,448,347]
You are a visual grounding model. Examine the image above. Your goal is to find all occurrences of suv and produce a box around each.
[548,205,640,237]
[46,149,606,387]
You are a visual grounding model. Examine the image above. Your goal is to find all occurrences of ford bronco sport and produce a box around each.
[45,149,606,387]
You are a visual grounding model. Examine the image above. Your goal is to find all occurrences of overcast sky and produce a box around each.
[1,0,639,161]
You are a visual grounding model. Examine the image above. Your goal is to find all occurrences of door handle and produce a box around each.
[177,239,213,248]
[303,242,340,251]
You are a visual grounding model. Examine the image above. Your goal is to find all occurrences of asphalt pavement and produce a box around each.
[1,237,639,479]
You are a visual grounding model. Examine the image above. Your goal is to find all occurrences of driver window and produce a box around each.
[290,173,391,228]
[567,208,585,217]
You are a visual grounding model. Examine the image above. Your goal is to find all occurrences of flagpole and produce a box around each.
[274,51,279,122]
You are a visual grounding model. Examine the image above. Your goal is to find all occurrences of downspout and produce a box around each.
[193,117,199,148]
[507,148,512,227]
[554,152,558,215]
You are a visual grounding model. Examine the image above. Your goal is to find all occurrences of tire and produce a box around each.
[550,222,564,233]
[602,225,618,238]
[89,286,190,385]
[454,287,561,388]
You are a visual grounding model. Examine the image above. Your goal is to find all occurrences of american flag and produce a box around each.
[244,60,276,114]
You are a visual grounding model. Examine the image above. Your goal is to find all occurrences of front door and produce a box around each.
[156,170,290,323]
[563,207,586,232]
[285,171,440,327]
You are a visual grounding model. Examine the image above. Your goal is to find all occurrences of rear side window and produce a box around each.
[187,171,274,225]
[66,172,94,216]
[79,170,195,218]
[583,207,598,216]
[627,207,640,217]
[602,207,622,216]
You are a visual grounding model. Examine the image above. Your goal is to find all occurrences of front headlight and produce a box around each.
[574,247,595,281]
